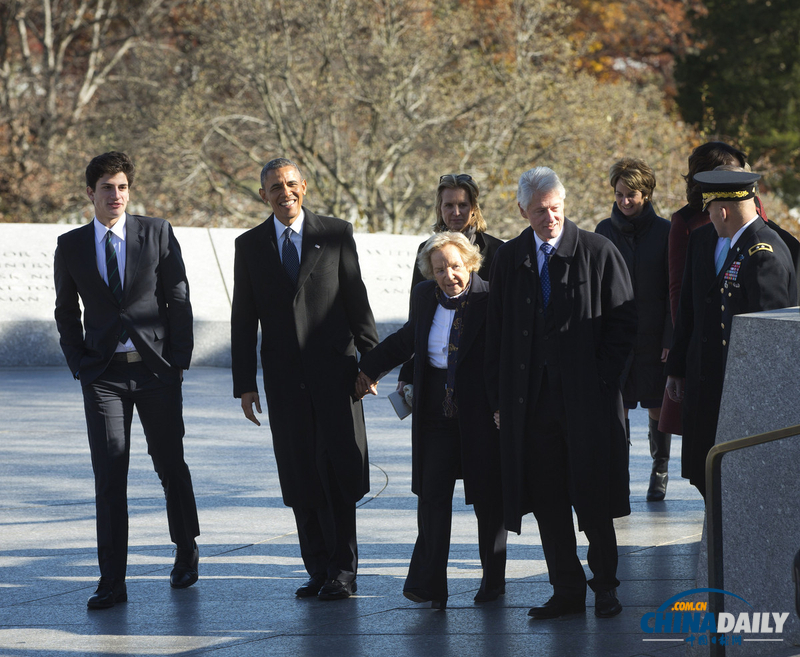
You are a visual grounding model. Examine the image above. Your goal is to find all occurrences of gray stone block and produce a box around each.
[691,307,800,656]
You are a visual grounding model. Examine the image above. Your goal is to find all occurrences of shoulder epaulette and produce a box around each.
[748,243,773,256]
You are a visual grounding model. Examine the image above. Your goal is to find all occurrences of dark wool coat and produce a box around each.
[665,220,797,493]
[595,202,672,403]
[485,220,636,534]
[230,210,378,508]
[400,231,503,384]
[359,275,502,505]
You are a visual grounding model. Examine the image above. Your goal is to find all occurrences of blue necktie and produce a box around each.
[715,237,731,275]
[282,227,300,285]
[105,231,127,343]
[540,243,553,307]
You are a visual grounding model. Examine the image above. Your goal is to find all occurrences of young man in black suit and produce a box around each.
[54,152,200,609]
[231,158,377,600]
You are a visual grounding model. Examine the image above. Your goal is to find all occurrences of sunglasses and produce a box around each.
[439,174,474,183]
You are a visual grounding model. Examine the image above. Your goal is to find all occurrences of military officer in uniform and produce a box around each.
[665,169,796,497]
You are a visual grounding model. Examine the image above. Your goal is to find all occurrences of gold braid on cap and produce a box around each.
[702,190,752,203]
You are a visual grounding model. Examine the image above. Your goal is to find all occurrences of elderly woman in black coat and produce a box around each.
[357,232,506,609]
[595,158,672,501]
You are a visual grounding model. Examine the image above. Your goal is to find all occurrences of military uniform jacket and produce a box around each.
[665,219,797,490]
[230,210,378,508]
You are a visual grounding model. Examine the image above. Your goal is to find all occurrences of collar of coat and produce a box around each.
[513,218,579,269]
[608,201,658,237]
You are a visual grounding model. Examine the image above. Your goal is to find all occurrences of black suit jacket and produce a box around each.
[54,214,193,386]
[230,209,378,507]
[359,275,501,504]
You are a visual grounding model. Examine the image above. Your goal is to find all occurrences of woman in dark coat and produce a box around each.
[398,174,503,387]
[357,232,506,610]
[595,158,672,502]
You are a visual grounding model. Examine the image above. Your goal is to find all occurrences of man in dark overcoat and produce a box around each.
[231,157,378,600]
[54,151,200,609]
[665,169,796,497]
[485,166,636,620]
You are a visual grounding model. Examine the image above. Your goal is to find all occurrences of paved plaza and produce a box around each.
[0,365,755,657]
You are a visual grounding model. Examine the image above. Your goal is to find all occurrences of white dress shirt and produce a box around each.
[533,228,565,274]
[427,287,469,369]
[274,210,305,264]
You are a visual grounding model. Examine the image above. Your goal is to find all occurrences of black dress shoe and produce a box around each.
[474,584,505,603]
[170,541,199,589]
[87,578,127,609]
[403,589,447,609]
[527,594,585,619]
[594,588,622,618]
[295,577,326,598]
[318,579,356,600]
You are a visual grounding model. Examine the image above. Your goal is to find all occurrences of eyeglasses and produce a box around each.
[439,174,474,183]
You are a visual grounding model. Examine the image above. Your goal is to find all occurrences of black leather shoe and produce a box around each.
[527,594,585,619]
[318,578,356,600]
[170,541,199,589]
[474,584,505,603]
[594,588,622,618]
[403,589,447,609]
[295,577,326,598]
[87,578,127,609]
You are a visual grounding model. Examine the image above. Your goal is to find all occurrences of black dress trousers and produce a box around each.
[527,368,619,600]
[404,366,507,600]
[82,359,199,582]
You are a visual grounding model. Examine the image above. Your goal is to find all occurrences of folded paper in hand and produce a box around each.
[388,389,412,420]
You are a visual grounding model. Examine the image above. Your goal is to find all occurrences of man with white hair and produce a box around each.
[486,166,636,619]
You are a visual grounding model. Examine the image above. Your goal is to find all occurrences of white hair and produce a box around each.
[517,167,566,208]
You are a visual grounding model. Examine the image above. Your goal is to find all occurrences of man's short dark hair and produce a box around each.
[85,152,136,190]
[260,158,302,188]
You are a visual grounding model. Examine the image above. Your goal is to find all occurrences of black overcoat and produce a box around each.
[485,220,636,534]
[665,219,796,491]
[230,210,378,507]
[595,202,672,403]
[359,275,502,504]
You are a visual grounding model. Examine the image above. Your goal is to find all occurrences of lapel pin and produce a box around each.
[314,244,321,249]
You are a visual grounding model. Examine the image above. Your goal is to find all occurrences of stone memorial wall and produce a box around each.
[0,224,429,367]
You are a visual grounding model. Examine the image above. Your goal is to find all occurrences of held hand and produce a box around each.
[355,371,378,399]
[493,410,500,430]
[396,380,407,392]
[661,347,670,363]
[665,376,685,403]
[241,391,262,426]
